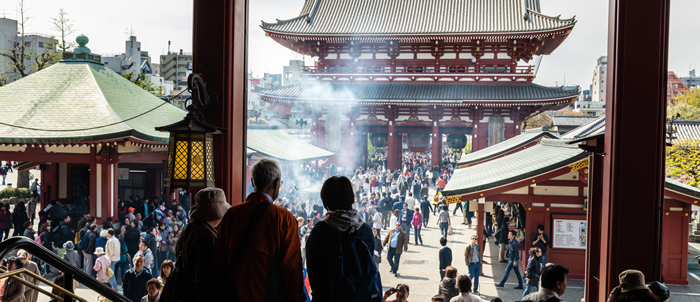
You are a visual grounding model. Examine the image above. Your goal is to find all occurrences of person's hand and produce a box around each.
[526,278,530,284]
[384,287,397,299]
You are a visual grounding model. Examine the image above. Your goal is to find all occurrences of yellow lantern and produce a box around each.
[157,105,223,193]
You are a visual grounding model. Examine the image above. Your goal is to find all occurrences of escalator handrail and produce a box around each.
[0,237,132,302]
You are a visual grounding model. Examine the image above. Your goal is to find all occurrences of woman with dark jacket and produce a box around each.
[306,176,377,302]
[0,204,8,240]
[494,217,510,262]
[438,266,459,302]
[123,226,140,260]
[372,228,383,265]
[12,202,29,237]
[523,247,542,298]
[118,201,127,226]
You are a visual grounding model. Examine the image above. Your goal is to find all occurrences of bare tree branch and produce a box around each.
[50,8,75,52]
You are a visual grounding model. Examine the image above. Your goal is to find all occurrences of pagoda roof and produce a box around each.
[247,129,334,161]
[262,0,576,37]
[0,36,185,144]
[255,82,579,106]
[457,129,558,166]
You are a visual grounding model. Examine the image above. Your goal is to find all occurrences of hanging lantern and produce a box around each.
[156,105,223,193]
[156,74,224,194]
[447,134,468,151]
[406,133,430,153]
[370,133,388,149]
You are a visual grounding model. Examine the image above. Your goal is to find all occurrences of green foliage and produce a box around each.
[668,94,700,120]
[122,71,164,96]
[674,87,700,107]
[0,188,32,199]
[464,142,472,154]
[666,139,700,188]
[368,137,376,158]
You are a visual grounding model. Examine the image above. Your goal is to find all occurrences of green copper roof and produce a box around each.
[457,129,558,166]
[247,129,334,161]
[665,178,700,199]
[443,138,588,197]
[0,59,185,144]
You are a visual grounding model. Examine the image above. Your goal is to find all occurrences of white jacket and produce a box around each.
[105,236,121,262]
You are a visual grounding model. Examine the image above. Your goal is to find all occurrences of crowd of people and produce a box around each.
[0,143,672,302]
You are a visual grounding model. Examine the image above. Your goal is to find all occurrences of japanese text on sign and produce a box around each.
[553,219,587,249]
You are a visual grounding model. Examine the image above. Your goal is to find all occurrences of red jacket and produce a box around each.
[213,193,306,302]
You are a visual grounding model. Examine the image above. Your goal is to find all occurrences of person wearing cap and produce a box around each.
[213,158,306,302]
[522,264,569,302]
[63,241,80,268]
[126,207,136,223]
[607,270,660,302]
[162,187,230,302]
[17,250,40,302]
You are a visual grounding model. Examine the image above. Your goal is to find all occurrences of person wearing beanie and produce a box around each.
[162,187,231,302]
[63,241,80,268]
[213,158,306,302]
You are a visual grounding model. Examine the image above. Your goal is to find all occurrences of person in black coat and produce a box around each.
[306,176,377,302]
[438,236,452,279]
[12,202,29,237]
[494,217,510,262]
[372,228,383,265]
[523,247,542,298]
[122,255,152,302]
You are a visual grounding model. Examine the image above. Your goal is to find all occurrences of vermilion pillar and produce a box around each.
[599,0,670,300]
[387,124,397,170]
[193,0,247,204]
[431,124,441,167]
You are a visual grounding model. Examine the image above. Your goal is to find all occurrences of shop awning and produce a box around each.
[247,129,334,161]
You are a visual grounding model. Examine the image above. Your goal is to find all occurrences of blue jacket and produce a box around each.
[392,201,405,211]
[508,239,519,262]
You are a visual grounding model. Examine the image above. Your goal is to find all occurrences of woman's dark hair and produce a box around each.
[23,221,31,228]
[431,295,444,302]
[6,257,23,270]
[102,221,113,230]
[146,278,162,290]
[445,266,457,278]
[125,226,135,239]
[14,202,26,213]
[160,260,174,279]
[491,299,503,302]
[396,283,409,293]
[393,209,400,217]
[39,222,50,232]
[320,176,355,211]
[529,247,540,257]
[537,224,545,231]
[457,275,472,293]
[609,289,660,302]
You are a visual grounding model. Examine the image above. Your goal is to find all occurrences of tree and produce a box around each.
[522,112,553,129]
[666,139,700,188]
[50,8,75,52]
[668,88,700,120]
[122,71,164,96]
[0,0,59,86]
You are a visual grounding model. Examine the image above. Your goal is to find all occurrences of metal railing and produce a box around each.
[0,237,132,302]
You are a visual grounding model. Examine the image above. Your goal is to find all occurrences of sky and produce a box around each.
[3,0,700,90]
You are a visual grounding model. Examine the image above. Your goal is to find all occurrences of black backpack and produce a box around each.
[330,227,383,302]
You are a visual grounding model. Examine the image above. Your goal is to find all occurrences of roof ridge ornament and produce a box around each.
[61,34,102,64]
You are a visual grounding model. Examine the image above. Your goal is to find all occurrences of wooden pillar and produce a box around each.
[432,124,441,168]
[599,0,670,300]
[585,153,604,302]
[89,146,97,218]
[477,200,485,272]
[193,0,247,205]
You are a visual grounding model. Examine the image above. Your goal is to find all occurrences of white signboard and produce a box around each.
[553,219,587,249]
[118,168,130,180]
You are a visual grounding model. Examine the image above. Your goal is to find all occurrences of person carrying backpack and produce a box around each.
[306,176,382,302]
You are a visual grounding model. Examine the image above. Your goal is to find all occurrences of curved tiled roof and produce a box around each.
[457,130,558,166]
[0,61,185,143]
[442,138,588,197]
[560,116,606,140]
[551,115,600,127]
[247,129,334,161]
[262,0,576,36]
[255,82,579,104]
[675,120,700,141]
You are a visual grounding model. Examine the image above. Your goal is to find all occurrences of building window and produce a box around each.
[38,42,44,48]
[24,41,31,47]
